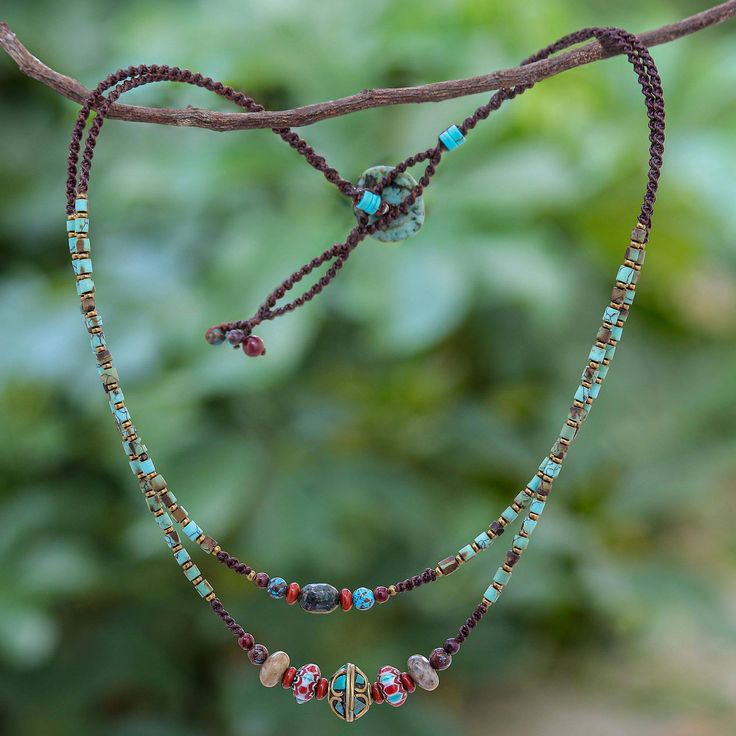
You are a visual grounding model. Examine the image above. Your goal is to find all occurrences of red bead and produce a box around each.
[243,335,266,357]
[255,572,270,589]
[286,582,300,605]
[399,673,416,693]
[371,682,384,704]
[374,586,390,604]
[238,633,254,651]
[282,666,297,688]
[340,588,353,611]
[315,677,329,700]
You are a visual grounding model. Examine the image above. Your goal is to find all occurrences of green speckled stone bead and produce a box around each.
[355,166,424,243]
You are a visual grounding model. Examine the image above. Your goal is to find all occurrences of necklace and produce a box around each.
[65,26,664,723]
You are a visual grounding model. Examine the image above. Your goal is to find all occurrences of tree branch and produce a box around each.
[1,2,735,131]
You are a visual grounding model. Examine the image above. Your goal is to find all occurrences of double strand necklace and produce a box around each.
[65,27,664,723]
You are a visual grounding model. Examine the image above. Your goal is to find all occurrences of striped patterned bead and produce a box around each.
[439,124,465,150]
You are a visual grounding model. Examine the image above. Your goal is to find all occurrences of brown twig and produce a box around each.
[1,2,735,131]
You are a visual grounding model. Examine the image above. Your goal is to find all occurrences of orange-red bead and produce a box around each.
[340,588,353,611]
[371,682,384,704]
[316,677,329,700]
[282,666,297,688]
[399,672,416,693]
[286,582,300,605]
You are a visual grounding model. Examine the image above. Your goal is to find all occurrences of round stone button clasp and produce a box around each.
[355,165,425,242]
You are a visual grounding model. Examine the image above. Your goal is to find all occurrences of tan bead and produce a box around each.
[259,651,290,688]
[407,654,439,691]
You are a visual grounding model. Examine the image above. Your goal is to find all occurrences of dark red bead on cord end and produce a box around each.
[238,633,255,651]
[243,335,266,357]
[374,586,390,604]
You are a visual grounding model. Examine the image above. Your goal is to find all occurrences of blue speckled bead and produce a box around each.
[352,587,375,611]
[355,190,381,215]
[439,124,465,150]
[267,576,288,599]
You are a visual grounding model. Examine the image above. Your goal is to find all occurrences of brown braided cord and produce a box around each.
[67,27,664,355]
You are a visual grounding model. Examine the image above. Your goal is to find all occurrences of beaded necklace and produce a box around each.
[65,27,664,723]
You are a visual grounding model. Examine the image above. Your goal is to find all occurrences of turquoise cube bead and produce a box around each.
[610,325,623,341]
[603,307,620,324]
[174,548,190,566]
[575,385,591,403]
[155,512,173,530]
[72,258,92,276]
[589,382,601,399]
[493,568,511,586]
[528,475,541,492]
[617,265,636,284]
[500,506,518,523]
[66,219,75,233]
[459,544,476,561]
[589,345,606,363]
[597,363,610,380]
[75,198,88,212]
[513,534,529,550]
[76,277,94,296]
[138,457,155,476]
[75,218,89,234]
[439,124,465,150]
[184,564,201,582]
[530,500,545,516]
[483,584,500,603]
[196,579,214,598]
[514,490,531,507]
[183,520,203,541]
[522,518,538,535]
[540,458,560,478]
[474,531,492,550]
[624,288,636,305]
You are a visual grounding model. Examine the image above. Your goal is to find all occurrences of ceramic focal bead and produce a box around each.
[267,576,288,599]
[406,654,440,691]
[355,166,425,242]
[293,664,321,704]
[352,586,375,611]
[328,663,372,722]
[299,583,340,614]
[377,665,407,707]
[259,651,290,687]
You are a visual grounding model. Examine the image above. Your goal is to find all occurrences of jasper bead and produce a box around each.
[443,637,461,654]
[371,682,384,704]
[316,677,329,700]
[429,647,452,671]
[259,651,290,687]
[243,335,266,357]
[340,588,353,611]
[238,633,254,651]
[255,572,270,589]
[282,666,297,688]
[267,576,288,599]
[377,665,407,707]
[286,582,300,605]
[248,644,269,665]
[299,583,340,614]
[407,654,440,691]
[205,326,226,345]
[374,586,390,604]
[352,586,375,611]
[399,672,416,693]
[293,664,321,704]
[226,329,245,345]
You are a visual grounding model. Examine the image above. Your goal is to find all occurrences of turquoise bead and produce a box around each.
[528,475,542,492]
[597,363,610,380]
[589,345,606,363]
[183,520,203,541]
[184,564,201,581]
[589,382,601,399]
[439,124,465,150]
[603,307,620,324]
[72,258,92,276]
[575,385,591,403]
[539,458,560,478]
[66,220,75,233]
[514,490,531,507]
[500,506,518,523]
[355,166,425,242]
[74,218,89,234]
[493,568,511,586]
[163,531,178,548]
[483,584,500,603]
[352,586,375,611]
[474,531,492,550]
[75,277,94,296]
[196,579,214,598]
[530,500,545,516]
[617,265,636,285]
[513,534,529,550]
[521,518,538,535]
[174,548,190,565]
[610,325,623,341]
[267,576,288,599]
[155,511,173,530]
[75,198,88,212]
[459,544,476,561]
[355,190,381,215]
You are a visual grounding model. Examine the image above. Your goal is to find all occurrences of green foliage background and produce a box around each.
[1,1,735,734]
